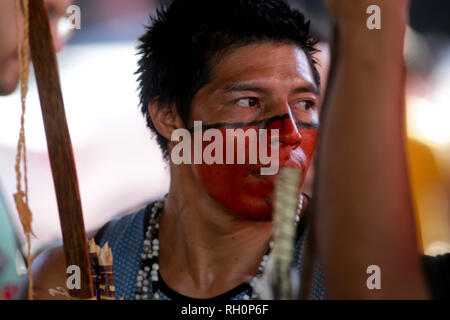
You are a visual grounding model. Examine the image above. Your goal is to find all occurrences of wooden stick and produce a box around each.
[88,239,100,300]
[98,243,115,300]
[28,0,94,299]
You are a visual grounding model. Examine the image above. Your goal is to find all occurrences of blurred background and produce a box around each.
[0,0,449,296]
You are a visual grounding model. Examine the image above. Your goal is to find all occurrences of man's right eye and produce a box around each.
[235,97,260,108]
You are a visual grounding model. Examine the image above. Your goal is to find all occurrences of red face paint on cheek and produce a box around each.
[191,118,319,221]
[298,128,319,173]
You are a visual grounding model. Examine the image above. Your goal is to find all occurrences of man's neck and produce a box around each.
[158,164,273,299]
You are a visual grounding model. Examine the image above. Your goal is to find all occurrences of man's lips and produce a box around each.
[249,172,278,184]
[247,158,306,180]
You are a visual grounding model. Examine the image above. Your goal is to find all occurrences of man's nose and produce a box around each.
[267,113,302,148]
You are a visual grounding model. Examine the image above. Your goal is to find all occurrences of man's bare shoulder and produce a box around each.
[16,246,69,300]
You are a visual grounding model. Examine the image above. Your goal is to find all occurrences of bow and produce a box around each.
[27,0,94,299]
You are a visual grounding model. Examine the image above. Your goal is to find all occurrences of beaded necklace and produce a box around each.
[135,195,303,300]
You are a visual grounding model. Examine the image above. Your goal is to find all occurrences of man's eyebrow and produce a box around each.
[223,82,319,95]
[223,83,270,94]
[291,84,320,96]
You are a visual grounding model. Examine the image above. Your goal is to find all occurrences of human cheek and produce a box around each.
[189,126,274,220]
[0,19,18,60]
[299,128,319,169]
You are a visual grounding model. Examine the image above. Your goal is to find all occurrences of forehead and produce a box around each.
[208,42,316,91]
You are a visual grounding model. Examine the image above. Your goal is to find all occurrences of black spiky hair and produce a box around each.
[136,0,320,159]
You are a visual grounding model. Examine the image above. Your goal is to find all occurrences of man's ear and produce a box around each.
[147,98,184,141]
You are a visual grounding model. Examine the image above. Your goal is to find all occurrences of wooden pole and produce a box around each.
[28,0,94,299]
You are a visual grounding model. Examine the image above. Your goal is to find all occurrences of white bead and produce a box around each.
[151,276,158,282]
[152,263,159,271]
[154,293,160,299]
[243,294,250,300]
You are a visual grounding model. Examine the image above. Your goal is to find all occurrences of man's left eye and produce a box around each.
[236,97,260,108]
[294,100,315,111]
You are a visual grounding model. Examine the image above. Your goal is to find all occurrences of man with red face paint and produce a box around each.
[25,0,326,300]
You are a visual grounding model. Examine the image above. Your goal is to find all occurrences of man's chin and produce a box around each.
[0,84,18,96]
[226,197,274,222]
[0,76,19,96]
[0,58,20,96]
